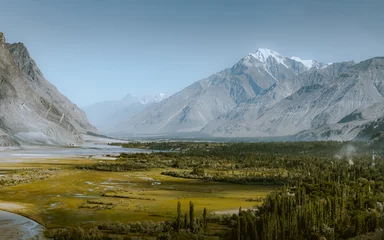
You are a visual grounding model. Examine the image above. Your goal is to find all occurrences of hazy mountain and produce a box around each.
[0,32,96,146]
[137,93,169,104]
[83,93,168,133]
[117,48,318,135]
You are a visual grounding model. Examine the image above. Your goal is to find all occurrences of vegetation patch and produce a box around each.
[79,200,116,210]
[1,141,383,239]
[100,190,156,201]
[0,168,60,187]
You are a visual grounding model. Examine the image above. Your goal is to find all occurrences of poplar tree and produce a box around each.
[176,201,182,231]
[189,201,195,231]
[203,207,208,233]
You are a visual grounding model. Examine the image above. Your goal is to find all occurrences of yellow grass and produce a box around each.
[0,158,273,231]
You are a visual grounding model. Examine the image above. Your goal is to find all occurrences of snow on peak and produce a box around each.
[290,56,328,70]
[254,48,282,61]
[243,48,327,72]
[122,93,169,104]
[137,93,169,104]
[290,56,315,69]
[141,93,169,104]
[247,48,288,68]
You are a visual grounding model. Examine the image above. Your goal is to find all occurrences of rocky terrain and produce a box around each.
[0,32,96,146]
[117,49,315,135]
[6,30,381,142]
[115,48,384,141]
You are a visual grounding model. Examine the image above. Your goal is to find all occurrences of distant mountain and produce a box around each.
[113,48,384,141]
[136,93,169,104]
[116,48,327,136]
[82,93,168,133]
[0,32,96,146]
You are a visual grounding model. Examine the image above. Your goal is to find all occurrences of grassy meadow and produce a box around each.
[0,157,272,235]
[0,141,383,239]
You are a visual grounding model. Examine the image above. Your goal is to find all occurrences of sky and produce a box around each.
[1,0,384,107]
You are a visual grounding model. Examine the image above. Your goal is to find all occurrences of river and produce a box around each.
[0,210,45,240]
[0,144,154,162]
[0,141,153,239]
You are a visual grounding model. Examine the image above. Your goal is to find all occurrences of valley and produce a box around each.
[0,143,273,239]
[0,141,383,239]
[0,2,384,239]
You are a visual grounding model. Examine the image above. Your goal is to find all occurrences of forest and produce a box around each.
[54,141,384,239]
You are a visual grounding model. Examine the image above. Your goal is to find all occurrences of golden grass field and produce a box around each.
[0,157,273,233]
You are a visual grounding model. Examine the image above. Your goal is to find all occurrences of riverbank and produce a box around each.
[0,209,45,240]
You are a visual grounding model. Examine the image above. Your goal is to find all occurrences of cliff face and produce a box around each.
[0,32,97,146]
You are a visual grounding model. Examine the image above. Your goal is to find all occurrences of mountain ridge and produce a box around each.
[113,48,384,141]
[117,48,321,135]
[0,32,96,146]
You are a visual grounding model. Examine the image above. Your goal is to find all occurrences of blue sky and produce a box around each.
[1,0,383,107]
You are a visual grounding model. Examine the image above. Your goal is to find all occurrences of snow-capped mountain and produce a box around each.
[82,93,168,133]
[113,47,384,141]
[207,57,384,140]
[120,93,169,104]
[116,48,327,135]
[0,32,96,146]
[135,93,169,104]
[5,30,381,143]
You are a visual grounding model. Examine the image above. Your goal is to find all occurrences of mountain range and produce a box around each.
[0,32,96,146]
[113,48,384,141]
[2,30,383,143]
[82,93,168,133]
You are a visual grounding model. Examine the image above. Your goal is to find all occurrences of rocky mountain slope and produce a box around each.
[207,57,384,139]
[115,48,384,140]
[293,58,384,140]
[202,61,355,136]
[83,93,168,133]
[0,32,96,146]
[118,49,318,135]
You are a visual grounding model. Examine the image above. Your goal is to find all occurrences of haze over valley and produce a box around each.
[83,93,169,133]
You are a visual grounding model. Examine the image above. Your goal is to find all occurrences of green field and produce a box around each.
[0,158,272,232]
[0,141,383,240]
